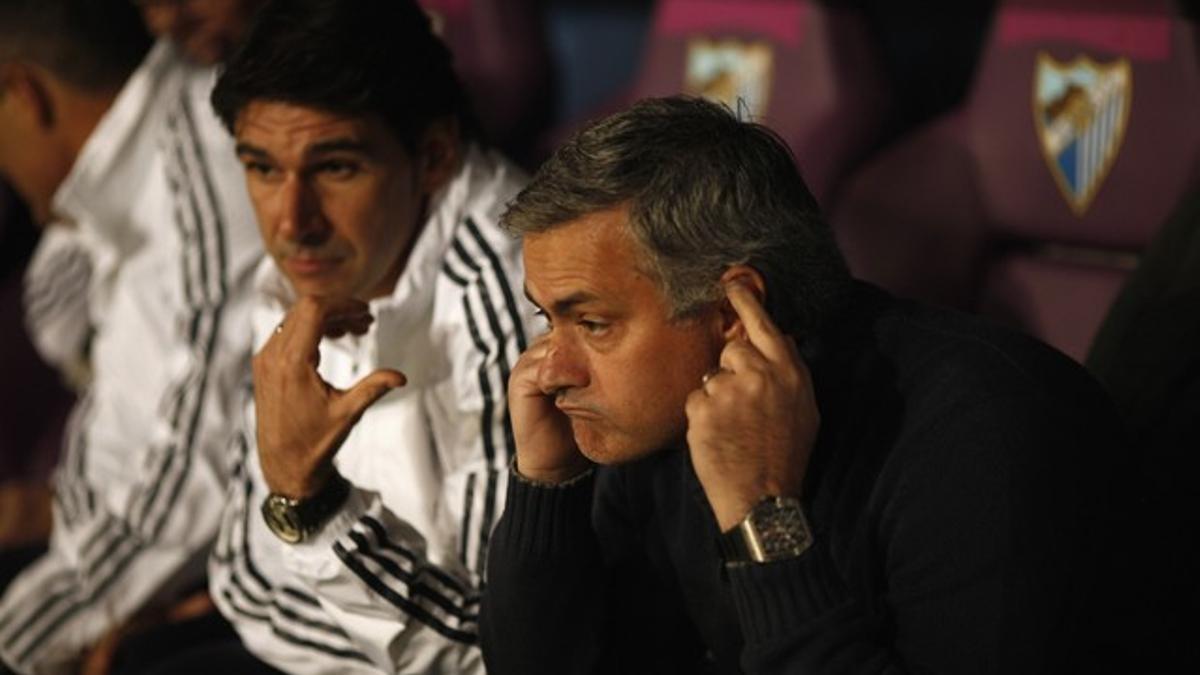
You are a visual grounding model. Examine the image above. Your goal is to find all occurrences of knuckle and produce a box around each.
[741,371,768,396]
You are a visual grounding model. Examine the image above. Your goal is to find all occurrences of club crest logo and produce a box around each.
[1033,52,1132,216]
[684,39,774,118]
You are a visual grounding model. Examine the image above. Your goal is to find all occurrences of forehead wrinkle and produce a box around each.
[235,102,372,162]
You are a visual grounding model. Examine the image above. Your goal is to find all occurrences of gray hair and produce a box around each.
[503,95,851,337]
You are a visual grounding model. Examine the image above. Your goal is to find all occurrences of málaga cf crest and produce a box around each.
[684,39,774,119]
[1033,52,1132,216]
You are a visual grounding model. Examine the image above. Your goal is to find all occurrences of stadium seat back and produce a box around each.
[418,0,555,165]
[833,0,1200,361]
[626,0,888,204]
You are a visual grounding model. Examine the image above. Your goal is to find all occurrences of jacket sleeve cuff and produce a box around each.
[280,486,372,579]
[494,466,596,562]
[727,542,852,644]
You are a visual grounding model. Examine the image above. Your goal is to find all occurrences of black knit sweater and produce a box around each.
[481,284,1138,674]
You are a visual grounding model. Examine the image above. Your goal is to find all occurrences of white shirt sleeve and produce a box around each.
[212,217,535,675]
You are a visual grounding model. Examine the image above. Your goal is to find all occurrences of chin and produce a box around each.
[572,420,665,466]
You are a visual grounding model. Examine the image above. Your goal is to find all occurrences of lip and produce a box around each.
[284,256,341,276]
[556,404,602,420]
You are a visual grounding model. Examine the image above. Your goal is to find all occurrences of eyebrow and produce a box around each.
[307,138,373,156]
[523,286,600,315]
[234,137,374,162]
[234,142,271,160]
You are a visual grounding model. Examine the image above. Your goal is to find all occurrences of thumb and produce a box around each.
[335,368,407,423]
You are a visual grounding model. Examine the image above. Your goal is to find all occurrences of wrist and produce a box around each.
[262,460,336,500]
[703,475,805,531]
[717,496,813,565]
[712,494,759,532]
[261,470,351,544]
[513,454,593,486]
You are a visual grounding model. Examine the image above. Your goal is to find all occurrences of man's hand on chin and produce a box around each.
[253,295,407,500]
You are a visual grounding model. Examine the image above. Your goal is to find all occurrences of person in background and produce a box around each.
[137,0,266,67]
[480,96,1139,674]
[201,0,535,671]
[0,0,262,671]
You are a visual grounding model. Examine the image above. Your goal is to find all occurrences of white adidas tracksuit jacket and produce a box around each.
[1,41,262,674]
[208,145,537,674]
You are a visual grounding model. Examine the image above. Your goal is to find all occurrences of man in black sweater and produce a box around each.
[480,96,1140,674]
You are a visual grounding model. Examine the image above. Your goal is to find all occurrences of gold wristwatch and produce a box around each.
[261,472,351,544]
[717,496,813,565]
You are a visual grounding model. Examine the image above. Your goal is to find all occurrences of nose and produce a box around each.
[275,175,327,247]
[536,336,589,395]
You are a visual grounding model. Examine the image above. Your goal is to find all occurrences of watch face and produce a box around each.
[262,495,304,544]
[746,497,811,562]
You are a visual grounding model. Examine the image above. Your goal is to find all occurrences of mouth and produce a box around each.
[556,403,603,421]
[283,255,341,276]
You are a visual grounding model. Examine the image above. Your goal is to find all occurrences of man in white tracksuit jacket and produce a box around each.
[204,0,537,671]
[0,4,262,674]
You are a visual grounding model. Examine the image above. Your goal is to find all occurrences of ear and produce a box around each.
[0,63,57,130]
[716,265,767,343]
[416,117,462,196]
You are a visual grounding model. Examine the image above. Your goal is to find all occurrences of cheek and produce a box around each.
[597,355,692,434]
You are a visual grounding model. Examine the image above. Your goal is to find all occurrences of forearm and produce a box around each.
[276,486,485,673]
[480,470,608,675]
[0,500,218,674]
[729,543,904,674]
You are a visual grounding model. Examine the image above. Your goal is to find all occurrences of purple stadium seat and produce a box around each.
[548,0,888,207]
[418,0,555,166]
[833,0,1200,361]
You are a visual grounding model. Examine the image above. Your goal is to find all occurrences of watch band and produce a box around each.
[261,472,351,544]
[717,496,813,565]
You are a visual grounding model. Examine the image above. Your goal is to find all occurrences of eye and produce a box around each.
[242,159,278,180]
[578,318,609,335]
[533,308,552,328]
[315,159,360,180]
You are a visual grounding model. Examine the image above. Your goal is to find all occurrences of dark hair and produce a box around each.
[0,0,150,91]
[503,95,852,338]
[211,0,476,149]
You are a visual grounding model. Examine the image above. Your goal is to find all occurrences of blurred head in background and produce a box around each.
[137,0,266,65]
[0,0,151,223]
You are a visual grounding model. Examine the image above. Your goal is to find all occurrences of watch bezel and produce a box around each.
[260,473,351,544]
[261,494,305,544]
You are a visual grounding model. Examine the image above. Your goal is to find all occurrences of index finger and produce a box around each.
[724,281,791,364]
[282,296,371,354]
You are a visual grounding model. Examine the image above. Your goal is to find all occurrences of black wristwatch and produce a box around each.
[261,472,351,544]
[718,496,813,565]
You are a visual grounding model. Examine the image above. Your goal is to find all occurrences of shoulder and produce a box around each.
[833,289,1126,484]
[872,297,1108,418]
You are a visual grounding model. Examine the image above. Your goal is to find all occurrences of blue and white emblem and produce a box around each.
[1033,52,1132,216]
[684,39,774,119]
